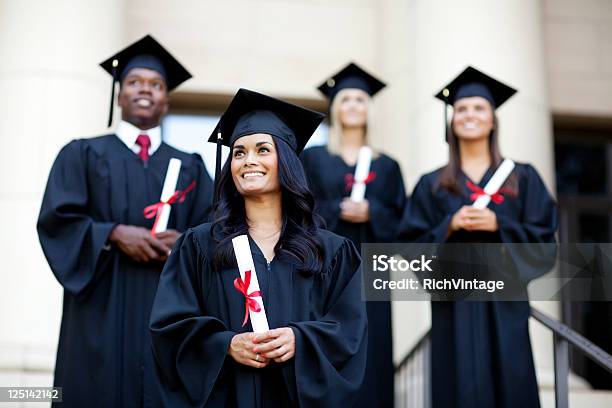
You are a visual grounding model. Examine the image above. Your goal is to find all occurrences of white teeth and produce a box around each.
[464,123,477,129]
[136,99,152,107]
[243,172,264,178]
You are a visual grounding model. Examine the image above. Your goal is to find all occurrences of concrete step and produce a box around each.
[540,388,612,408]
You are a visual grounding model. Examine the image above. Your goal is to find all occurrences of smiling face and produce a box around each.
[451,96,495,141]
[118,67,169,129]
[230,133,280,197]
[337,88,369,129]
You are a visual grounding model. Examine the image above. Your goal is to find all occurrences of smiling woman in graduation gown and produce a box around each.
[150,89,368,407]
[36,35,214,407]
[300,63,405,408]
[399,67,557,408]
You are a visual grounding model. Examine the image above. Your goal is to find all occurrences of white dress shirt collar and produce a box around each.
[115,120,162,156]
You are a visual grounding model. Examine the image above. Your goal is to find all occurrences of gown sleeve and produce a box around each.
[368,159,407,242]
[36,140,116,299]
[498,164,557,244]
[284,238,368,407]
[497,164,558,282]
[149,230,235,407]
[398,174,452,243]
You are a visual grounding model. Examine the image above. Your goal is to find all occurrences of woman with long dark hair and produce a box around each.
[399,67,557,408]
[300,62,406,407]
[149,89,367,407]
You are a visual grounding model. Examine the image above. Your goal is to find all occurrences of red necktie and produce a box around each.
[136,134,151,163]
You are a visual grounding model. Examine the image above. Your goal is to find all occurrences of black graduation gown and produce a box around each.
[37,135,214,408]
[300,146,405,408]
[149,224,368,407]
[398,162,557,408]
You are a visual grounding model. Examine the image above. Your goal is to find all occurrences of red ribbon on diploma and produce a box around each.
[233,270,262,327]
[143,181,196,230]
[344,171,377,192]
[465,180,512,205]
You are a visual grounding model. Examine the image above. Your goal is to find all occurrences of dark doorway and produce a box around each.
[554,115,612,389]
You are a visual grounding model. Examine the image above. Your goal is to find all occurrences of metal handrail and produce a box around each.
[529,307,612,408]
[530,307,612,373]
[394,307,612,408]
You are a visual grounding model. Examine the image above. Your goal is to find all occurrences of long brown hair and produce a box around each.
[437,114,518,195]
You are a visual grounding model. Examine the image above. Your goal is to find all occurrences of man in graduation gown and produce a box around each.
[36,35,214,407]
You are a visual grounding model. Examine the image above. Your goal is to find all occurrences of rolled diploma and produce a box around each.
[350,146,373,202]
[153,158,182,234]
[232,235,270,333]
[472,159,515,209]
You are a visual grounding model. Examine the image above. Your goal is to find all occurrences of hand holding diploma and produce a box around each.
[340,146,374,223]
[252,327,296,363]
[108,224,172,262]
[154,229,181,251]
[449,206,499,234]
[144,159,196,237]
[229,332,269,369]
[447,159,515,235]
[340,197,370,223]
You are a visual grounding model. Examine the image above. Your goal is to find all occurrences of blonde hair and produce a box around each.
[326,88,379,157]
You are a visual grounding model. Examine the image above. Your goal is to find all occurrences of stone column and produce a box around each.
[0,0,125,385]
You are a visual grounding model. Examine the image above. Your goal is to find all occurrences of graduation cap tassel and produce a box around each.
[107,59,118,128]
[444,102,449,142]
[442,88,450,142]
[213,130,223,205]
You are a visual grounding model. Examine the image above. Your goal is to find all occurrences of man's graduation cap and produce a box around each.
[207,88,325,199]
[317,62,386,102]
[99,34,192,127]
[434,66,517,141]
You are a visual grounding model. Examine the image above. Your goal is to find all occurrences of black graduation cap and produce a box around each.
[99,34,192,127]
[435,66,517,141]
[207,88,325,197]
[317,62,386,102]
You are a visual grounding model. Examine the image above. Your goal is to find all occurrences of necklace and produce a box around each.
[249,227,281,241]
